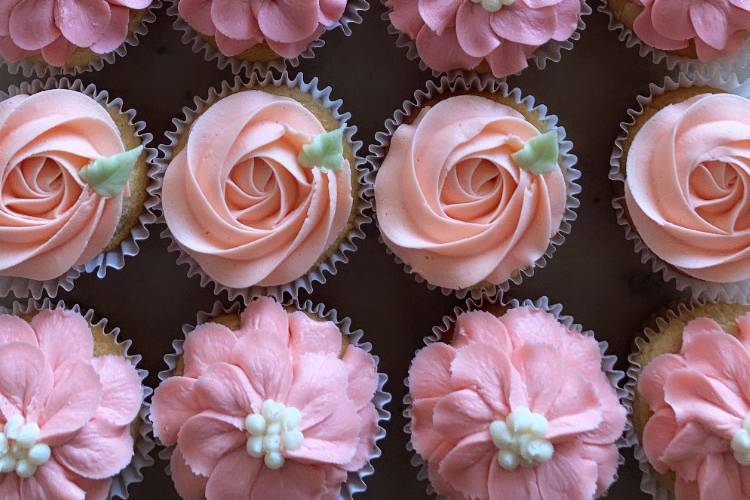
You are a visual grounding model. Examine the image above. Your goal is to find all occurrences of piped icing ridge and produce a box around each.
[630,0,750,62]
[624,92,750,283]
[161,89,353,290]
[408,306,626,500]
[0,308,143,498]
[374,94,566,291]
[150,297,379,500]
[177,0,347,59]
[638,314,750,499]
[0,0,153,67]
[0,89,132,281]
[387,0,581,78]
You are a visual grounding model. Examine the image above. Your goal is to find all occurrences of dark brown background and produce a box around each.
[0,3,685,498]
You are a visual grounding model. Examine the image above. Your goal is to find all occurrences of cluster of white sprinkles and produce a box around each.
[244,399,304,470]
[0,415,51,478]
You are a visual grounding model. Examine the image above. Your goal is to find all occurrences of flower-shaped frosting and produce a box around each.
[624,93,750,283]
[632,0,750,62]
[388,0,581,78]
[162,89,353,290]
[374,95,566,290]
[0,0,152,67]
[0,89,133,281]
[638,314,750,499]
[0,309,143,499]
[177,0,347,59]
[151,297,380,500]
[408,306,626,500]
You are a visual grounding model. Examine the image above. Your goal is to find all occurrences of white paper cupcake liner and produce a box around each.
[382,0,591,79]
[403,292,630,498]
[0,298,155,500]
[366,73,581,300]
[0,77,160,300]
[156,71,371,304]
[152,298,391,499]
[0,2,162,79]
[166,0,369,75]
[609,71,750,303]
[598,0,750,79]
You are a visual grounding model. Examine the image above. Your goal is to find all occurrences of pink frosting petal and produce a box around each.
[437,431,495,499]
[535,443,599,500]
[0,35,30,62]
[682,330,750,402]
[194,362,259,417]
[289,311,342,360]
[257,0,319,43]
[650,0,695,41]
[490,2,559,45]
[544,368,603,441]
[238,297,289,341]
[39,360,103,446]
[455,1,499,57]
[54,417,134,480]
[432,388,494,440]
[178,0,216,36]
[342,346,378,411]
[286,352,351,431]
[449,342,517,415]
[638,353,686,411]
[89,4,128,53]
[182,322,237,378]
[39,34,75,65]
[694,30,744,62]
[690,2,731,49]
[388,0,424,38]
[418,0,459,34]
[171,447,208,500]
[0,342,53,421]
[151,376,200,446]
[453,310,512,350]
[676,478,701,500]
[319,0,346,25]
[71,477,111,500]
[210,0,258,40]
[0,314,37,347]
[642,407,679,474]
[415,24,481,72]
[230,330,292,403]
[488,462,540,500]
[0,2,17,36]
[214,27,259,56]
[90,355,142,426]
[511,343,563,414]
[0,474,20,498]
[632,3,688,51]
[682,317,724,346]
[662,422,727,480]
[54,0,112,48]
[263,27,321,58]
[9,0,59,50]
[109,0,151,7]
[698,452,745,500]
[409,342,455,400]
[250,460,330,500]
[578,443,621,497]
[343,403,378,471]
[204,447,261,500]
[177,410,245,477]
[30,309,94,371]
[410,397,444,459]
[21,459,86,500]
[427,441,466,498]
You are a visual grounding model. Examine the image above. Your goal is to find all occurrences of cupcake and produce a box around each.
[0,301,151,498]
[371,76,579,297]
[160,73,367,301]
[169,0,368,73]
[602,0,750,74]
[150,296,388,499]
[610,77,750,300]
[0,0,158,76]
[628,302,750,498]
[0,80,156,299]
[406,298,627,499]
[385,0,589,78]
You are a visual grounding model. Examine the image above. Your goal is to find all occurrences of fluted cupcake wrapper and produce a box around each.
[166,0,369,76]
[0,298,155,500]
[597,0,750,79]
[608,71,750,303]
[381,0,591,80]
[0,77,161,300]
[0,2,162,78]
[365,73,581,300]
[155,70,371,304]
[152,298,392,499]
[402,292,630,498]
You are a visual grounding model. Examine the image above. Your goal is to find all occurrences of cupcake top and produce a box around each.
[0,0,152,67]
[628,0,750,62]
[388,0,581,78]
[151,297,380,500]
[624,91,750,283]
[177,0,347,59]
[162,88,354,290]
[0,89,144,281]
[0,308,143,498]
[638,311,750,499]
[374,94,567,291]
[408,306,625,500]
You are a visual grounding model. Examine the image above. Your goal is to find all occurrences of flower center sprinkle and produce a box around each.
[244,400,304,470]
[489,407,553,470]
[0,414,51,478]
[471,0,514,12]
[731,414,750,465]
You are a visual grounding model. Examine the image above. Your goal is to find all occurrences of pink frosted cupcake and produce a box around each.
[406,300,627,499]
[386,0,589,78]
[151,297,388,499]
[0,303,151,499]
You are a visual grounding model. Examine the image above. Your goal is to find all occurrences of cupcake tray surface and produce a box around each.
[0,4,679,499]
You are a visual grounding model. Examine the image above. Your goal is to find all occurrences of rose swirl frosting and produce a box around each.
[624,93,750,283]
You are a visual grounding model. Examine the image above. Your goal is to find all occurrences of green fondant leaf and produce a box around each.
[78,146,144,198]
[511,130,559,175]
[298,128,345,171]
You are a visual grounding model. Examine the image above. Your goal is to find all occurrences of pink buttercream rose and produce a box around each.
[387,0,581,77]
[0,309,144,500]
[408,306,626,500]
[151,297,380,500]
[177,0,347,58]
[0,0,152,67]
[632,0,750,62]
[639,314,750,499]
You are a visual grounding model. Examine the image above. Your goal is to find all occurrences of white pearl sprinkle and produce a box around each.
[490,407,554,471]
[244,400,305,469]
[732,424,750,466]
[245,414,266,436]
[0,415,51,478]
[471,0,514,12]
[264,451,284,470]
